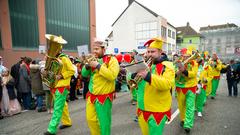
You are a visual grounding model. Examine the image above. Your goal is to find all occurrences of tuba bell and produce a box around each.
[42,34,67,88]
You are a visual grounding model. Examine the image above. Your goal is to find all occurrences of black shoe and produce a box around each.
[0,115,4,120]
[184,128,191,133]
[74,97,79,100]
[38,108,47,112]
[211,97,215,99]
[180,121,184,127]
[59,125,72,129]
[43,131,55,135]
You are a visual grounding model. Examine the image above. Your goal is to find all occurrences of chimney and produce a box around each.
[187,22,190,27]
[129,0,135,5]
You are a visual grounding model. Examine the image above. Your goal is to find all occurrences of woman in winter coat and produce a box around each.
[30,60,46,112]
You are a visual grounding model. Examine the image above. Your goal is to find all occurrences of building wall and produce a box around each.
[0,0,96,68]
[200,28,240,61]
[109,2,176,55]
[110,2,158,54]
[166,24,176,55]
[182,36,200,50]
[45,0,90,51]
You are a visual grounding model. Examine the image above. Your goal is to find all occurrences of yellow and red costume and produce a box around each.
[175,48,198,130]
[136,38,174,135]
[47,53,75,134]
[82,55,119,135]
[209,55,222,98]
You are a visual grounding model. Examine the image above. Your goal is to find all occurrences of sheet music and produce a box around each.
[124,61,148,73]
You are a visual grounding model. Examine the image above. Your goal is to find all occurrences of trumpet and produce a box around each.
[82,54,98,65]
[175,52,200,84]
[128,57,153,89]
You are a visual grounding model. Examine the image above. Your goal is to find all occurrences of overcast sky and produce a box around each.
[95,0,240,39]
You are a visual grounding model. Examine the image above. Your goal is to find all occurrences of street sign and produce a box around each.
[114,48,119,53]
[39,45,46,54]
[137,46,146,49]
[77,45,89,56]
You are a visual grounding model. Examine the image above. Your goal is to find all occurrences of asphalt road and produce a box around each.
[0,78,240,135]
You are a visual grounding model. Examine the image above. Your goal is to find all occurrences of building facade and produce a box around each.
[107,1,176,55]
[176,22,201,52]
[0,0,96,68]
[200,23,240,61]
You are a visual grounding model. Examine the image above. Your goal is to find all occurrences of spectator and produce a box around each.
[11,58,24,105]
[30,59,46,112]
[18,57,32,110]
[1,68,21,116]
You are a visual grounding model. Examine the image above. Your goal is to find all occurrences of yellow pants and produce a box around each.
[86,97,101,135]
[206,79,212,96]
[138,113,167,135]
[61,102,72,125]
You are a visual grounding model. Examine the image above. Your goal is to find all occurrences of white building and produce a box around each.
[106,1,176,55]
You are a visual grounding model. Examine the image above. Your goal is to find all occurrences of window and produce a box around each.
[150,22,157,30]
[149,30,157,38]
[168,43,172,54]
[168,29,171,38]
[189,39,192,43]
[172,31,175,39]
[161,26,167,38]
[136,24,142,31]
[226,36,231,43]
[216,46,221,54]
[208,39,212,44]
[234,36,240,43]
[217,38,221,44]
[172,44,175,52]
[135,22,157,41]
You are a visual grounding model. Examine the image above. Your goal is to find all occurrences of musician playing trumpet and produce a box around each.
[175,48,198,133]
[82,39,119,135]
[131,38,175,135]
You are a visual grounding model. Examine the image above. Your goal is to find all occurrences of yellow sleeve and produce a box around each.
[187,61,198,78]
[98,57,120,81]
[151,62,175,91]
[216,60,222,71]
[61,57,75,79]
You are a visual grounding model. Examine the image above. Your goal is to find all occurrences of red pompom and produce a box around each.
[123,53,132,63]
[180,48,187,55]
[115,54,123,63]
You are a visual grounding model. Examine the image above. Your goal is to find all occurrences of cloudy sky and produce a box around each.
[95,0,240,39]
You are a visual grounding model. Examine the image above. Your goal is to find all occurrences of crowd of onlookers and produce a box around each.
[0,55,89,119]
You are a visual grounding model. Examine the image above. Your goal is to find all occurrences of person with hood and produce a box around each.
[30,59,46,112]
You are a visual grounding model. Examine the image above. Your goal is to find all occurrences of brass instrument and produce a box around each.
[182,52,200,66]
[128,57,153,89]
[42,34,67,88]
[176,52,200,84]
[82,54,98,65]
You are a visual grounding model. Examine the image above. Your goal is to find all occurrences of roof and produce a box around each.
[176,23,201,37]
[200,23,238,31]
[112,1,159,26]
[167,22,176,29]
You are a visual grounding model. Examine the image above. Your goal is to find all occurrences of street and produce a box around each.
[0,78,240,135]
